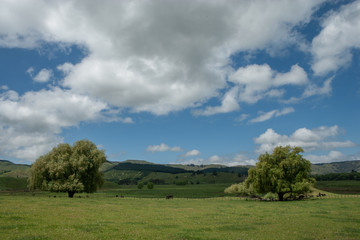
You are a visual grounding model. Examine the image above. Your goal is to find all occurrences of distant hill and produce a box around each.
[0,160,30,178]
[311,160,360,175]
[2,158,360,186]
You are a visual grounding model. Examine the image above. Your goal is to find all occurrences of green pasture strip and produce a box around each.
[1,195,360,240]
[0,177,28,191]
[98,183,233,199]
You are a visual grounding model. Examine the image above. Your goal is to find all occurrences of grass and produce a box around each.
[0,192,359,240]
[0,177,28,191]
[99,183,233,198]
[315,180,360,194]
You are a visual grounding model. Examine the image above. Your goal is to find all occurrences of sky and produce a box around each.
[0,0,360,166]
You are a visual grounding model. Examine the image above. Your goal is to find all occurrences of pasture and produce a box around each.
[1,186,360,240]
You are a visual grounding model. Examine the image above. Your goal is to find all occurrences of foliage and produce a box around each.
[147,182,154,189]
[175,180,188,185]
[137,182,144,189]
[224,182,255,197]
[262,192,278,201]
[28,140,106,197]
[246,146,315,201]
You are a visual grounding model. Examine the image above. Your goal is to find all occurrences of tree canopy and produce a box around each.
[245,145,315,201]
[28,140,106,198]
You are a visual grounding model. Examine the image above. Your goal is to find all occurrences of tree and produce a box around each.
[28,140,106,198]
[245,146,315,201]
[137,182,144,189]
[147,182,154,189]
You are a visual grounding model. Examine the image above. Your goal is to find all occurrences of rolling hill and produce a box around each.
[311,160,360,175]
[1,158,360,190]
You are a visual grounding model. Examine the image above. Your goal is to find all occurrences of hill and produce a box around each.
[1,158,360,189]
[0,160,30,178]
[311,160,360,175]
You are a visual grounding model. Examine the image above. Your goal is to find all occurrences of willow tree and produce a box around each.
[246,146,315,201]
[28,140,106,198]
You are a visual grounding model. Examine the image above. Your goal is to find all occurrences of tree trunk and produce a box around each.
[278,192,284,201]
[68,191,75,198]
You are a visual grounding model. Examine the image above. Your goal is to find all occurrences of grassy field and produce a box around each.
[1,192,360,240]
[0,177,28,191]
[99,183,233,198]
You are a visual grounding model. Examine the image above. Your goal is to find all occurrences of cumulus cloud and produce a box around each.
[0,88,109,161]
[195,64,308,116]
[229,64,308,104]
[182,149,201,157]
[146,143,183,153]
[305,151,345,164]
[284,76,333,103]
[0,0,323,115]
[249,107,295,123]
[311,0,360,76]
[33,68,53,83]
[254,125,357,154]
[192,86,240,116]
[179,153,256,166]
[0,0,333,161]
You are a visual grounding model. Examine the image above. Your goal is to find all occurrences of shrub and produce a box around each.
[147,182,154,189]
[137,182,144,189]
[224,182,255,197]
[263,192,278,201]
[175,181,188,185]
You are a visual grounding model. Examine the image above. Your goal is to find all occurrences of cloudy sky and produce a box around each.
[1,0,359,165]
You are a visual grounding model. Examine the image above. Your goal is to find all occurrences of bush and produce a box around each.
[137,182,144,189]
[263,192,278,201]
[175,181,188,185]
[147,182,154,189]
[224,182,255,197]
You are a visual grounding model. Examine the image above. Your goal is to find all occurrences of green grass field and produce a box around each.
[99,183,233,198]
[1,192,360,240]
[1,182,360,239]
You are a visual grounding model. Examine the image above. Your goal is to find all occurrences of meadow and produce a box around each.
[1,184,360,240]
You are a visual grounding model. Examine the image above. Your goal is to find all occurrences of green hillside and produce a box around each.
[1,158,360,191]
[0,160,30,178]
[311,160,360,175]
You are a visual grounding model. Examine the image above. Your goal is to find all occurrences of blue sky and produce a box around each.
[0,0,359,165]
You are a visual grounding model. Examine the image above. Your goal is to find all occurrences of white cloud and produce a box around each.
[228,64,308,104]
[0,0,323,115]
[305,150,360,164]
[146,143,183,152]
[255,125,357,154]
[305,151,345,164]
[182,149,201,157]
[235,113,250,122]
[0,85,8,90]
[0,88,110,161]
[33,68,53,83]
[302,76,333,98]
[311,0,360,76]
[192,86,240,116]
[250,107,295,123]
[179,153,256,166]
[284,76,333,103]
[194,64,308,116]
